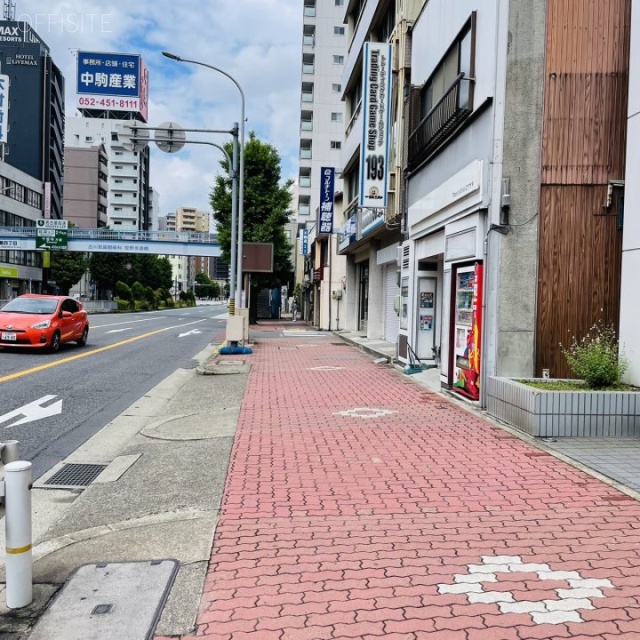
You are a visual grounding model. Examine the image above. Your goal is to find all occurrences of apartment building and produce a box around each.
[65,116,151,231]
[298,0,349,328]
[63,145,109,228]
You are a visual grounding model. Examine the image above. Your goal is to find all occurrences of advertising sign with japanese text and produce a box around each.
[359,42,392,209]
[318,167,335,235]
[299,228,309,256]
[77,51,149,122]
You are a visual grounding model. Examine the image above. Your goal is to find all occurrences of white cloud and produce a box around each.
[17,0,302,217]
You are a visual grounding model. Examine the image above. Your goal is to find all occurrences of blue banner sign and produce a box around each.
[77,51,141,97]
[319,167,335,234]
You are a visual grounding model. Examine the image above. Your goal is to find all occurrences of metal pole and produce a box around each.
[4,460,33,608]
[229,124,239,315]
[161,52,246,310]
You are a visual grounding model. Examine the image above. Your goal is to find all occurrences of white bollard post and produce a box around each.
[1,440,20,464]
[4,460,32,609]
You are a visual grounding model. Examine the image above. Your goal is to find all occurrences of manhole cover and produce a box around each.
[44,463,107,488]
[180,359,199,369]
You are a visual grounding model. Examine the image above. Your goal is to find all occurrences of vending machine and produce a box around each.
[452,263,483,401]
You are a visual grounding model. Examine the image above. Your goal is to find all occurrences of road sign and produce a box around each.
[117,122,150,152]
[36,227,68,250]
[154,121,186,153]
[36,219,68,230]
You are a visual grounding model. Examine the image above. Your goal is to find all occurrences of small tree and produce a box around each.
[561,321,629,389]
[115,281,133,310]
[144,286,157,309]
[131,281,145,302]
[50,251,87,295]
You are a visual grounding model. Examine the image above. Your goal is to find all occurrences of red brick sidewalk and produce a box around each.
[160,325,640,639]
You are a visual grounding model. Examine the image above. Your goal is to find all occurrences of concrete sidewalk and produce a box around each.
[162,321,640,640]
[2,319,640,639]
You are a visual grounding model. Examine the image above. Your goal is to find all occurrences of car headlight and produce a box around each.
[31,319,52,329]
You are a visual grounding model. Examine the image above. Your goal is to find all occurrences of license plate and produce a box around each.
[1,332,17,341]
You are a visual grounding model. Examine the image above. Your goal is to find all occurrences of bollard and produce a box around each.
[228,298,235,316]
[1,440,20,465]
[5,460,32,609]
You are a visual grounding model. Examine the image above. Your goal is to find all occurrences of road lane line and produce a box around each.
[0,318,208,384]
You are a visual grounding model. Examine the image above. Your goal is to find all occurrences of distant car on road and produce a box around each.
[0,294,89,352]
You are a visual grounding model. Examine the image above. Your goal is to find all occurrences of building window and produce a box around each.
[299,167,311,188]
[85,136,93,142]
[409,12,476,168]
[303,24,315,47]
[420,14,475,118]
[111,132,118,141]
[300,140,312,160]
[298,195,311,216]
[330,141,342,149]
[303,53,315,74]
[332,83,342,92]
[304,0,316,17]
[333,55,344,64]
[331,112,343,122]
[334,26,345,35]
[335,0,343,4]
[302,81,314,102]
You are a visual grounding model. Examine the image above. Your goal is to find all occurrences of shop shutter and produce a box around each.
[384,264,400,343]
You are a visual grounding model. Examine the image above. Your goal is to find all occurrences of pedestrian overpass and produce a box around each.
[0,227,222,257]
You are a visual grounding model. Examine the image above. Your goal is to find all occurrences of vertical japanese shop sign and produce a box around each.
[359,42,392,209]
[319,167,335,234]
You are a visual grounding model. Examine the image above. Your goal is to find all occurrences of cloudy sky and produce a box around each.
[17,0,302,216]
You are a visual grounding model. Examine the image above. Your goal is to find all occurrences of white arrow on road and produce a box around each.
[178,329,202,338]
[0,395,63,428]
[106,328,131,334]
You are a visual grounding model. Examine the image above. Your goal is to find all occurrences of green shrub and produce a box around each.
[165,297,175,308]
[144,286,157,308]
[131,281,145,301]
[139,301,151,311]
[117,298,130,311]
[115,280,133,303]
[561,322,629,389]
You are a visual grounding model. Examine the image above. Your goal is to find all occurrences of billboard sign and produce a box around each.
[77,51,149,122]
[318,167,335,235]
[299,228,309,256]
[359,42,392,209]
[0,74,8,144]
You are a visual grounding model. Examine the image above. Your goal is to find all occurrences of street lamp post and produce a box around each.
[162,51,245,311]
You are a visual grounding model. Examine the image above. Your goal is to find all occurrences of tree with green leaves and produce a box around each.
[210,132,294,300]
[50,250,88,295]
[89,253,173,296]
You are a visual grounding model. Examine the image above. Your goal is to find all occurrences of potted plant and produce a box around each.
[486,322,639,437]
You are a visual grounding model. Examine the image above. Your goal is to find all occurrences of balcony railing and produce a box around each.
[408,73,474,169]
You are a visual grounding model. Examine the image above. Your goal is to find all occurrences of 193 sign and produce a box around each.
[366,154,385,180]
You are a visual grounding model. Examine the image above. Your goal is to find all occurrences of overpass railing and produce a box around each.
[0,227,218,245]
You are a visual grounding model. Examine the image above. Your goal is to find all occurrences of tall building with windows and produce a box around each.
[0,20,65,298]
[297,0,349,327]
[298,0,347,219]
[65,117,151,230]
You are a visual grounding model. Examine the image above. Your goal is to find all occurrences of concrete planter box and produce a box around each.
[486,376,640,437]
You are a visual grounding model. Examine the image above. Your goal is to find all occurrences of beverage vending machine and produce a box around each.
[452,263,483,400]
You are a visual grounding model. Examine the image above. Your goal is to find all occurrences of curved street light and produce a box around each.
[162,51,246,311]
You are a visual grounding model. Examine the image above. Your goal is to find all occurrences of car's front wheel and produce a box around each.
[76,327,89,347]
[48,331,61,353]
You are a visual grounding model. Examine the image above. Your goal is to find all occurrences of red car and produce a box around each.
[0,294,89,352]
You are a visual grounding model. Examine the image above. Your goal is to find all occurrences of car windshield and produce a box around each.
[0,298,58,314]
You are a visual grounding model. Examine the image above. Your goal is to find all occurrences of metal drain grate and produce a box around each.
[44,463,107,488]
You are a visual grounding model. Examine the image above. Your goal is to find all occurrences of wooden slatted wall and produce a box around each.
[535,0,630,378]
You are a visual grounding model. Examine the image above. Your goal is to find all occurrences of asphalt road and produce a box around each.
[0,302,228,480]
